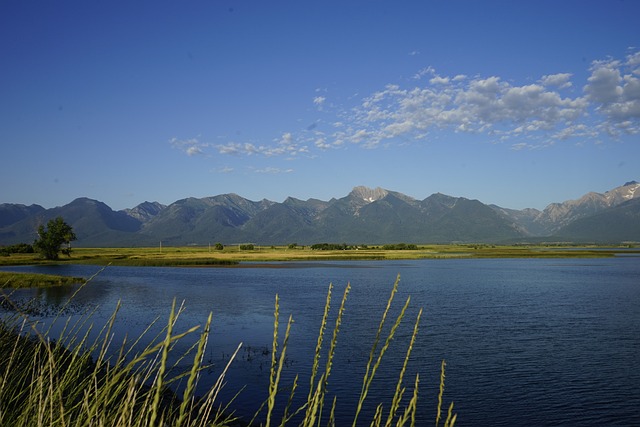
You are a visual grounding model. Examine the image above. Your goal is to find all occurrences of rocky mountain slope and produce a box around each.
[1,182,638,246]
[491,181,640,237]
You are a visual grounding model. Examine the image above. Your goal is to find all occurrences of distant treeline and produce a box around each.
[381,243,418,250]
[310,243,353,250]
[0,243,34,256]
[310,243,418,251]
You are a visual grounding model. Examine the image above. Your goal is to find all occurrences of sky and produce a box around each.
[1,0,639,211]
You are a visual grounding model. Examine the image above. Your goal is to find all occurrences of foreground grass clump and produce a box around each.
[0,271,84,288]
[0,299,237,427]
[0,275,456,426]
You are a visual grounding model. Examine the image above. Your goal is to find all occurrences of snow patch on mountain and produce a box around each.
[350,186,388,203]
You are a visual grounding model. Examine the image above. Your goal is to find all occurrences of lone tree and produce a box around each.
[33,217,77,260]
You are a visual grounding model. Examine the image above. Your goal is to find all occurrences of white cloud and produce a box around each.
[552,124,597,140]
[540,73,573,89]
[325,57,640,147]
[413,66,435,80]
[254,167,294,174]
[212,133,309,158]
[313,96,326,106]
[216,142,260,156]
[280,132,293,145]
[585,65,622,104]
[510,142,530,151]
[584,51,640,134]
[337,71,589,145]
[429,76,450,85]
[186,146,203,156]
[172,53,639,163]
[170,137,208,156]
[314,136,331,149]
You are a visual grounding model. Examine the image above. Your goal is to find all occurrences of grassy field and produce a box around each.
[0,244,636,269]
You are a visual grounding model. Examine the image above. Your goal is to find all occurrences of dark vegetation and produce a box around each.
[0,243,34,256]
[382,243,418,250]
[310,242,419,250]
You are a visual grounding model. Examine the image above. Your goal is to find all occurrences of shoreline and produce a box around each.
[1,244,638,273]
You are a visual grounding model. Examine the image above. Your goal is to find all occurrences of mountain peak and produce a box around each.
[604,180,640,204]
[350,186,388,202]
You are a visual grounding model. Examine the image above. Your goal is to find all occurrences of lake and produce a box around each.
[2,257,639,426]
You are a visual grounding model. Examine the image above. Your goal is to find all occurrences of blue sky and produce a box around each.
[2,0,639,211]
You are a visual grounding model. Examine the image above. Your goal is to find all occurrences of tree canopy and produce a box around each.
[33,217,77,260]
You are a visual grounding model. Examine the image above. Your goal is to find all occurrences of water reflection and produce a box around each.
[33,284,78,305]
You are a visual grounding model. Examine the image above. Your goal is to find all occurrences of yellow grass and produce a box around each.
[1,244,635,269]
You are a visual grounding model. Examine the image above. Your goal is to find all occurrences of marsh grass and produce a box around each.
[0,273,456,426]
[251,274,456,427]
[1,244,626,269]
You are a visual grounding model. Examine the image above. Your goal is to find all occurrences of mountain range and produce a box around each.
[1,182,639,247]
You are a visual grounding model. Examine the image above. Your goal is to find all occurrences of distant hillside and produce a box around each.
[0,203,44,228]
[1,182,638,246]
[492,181,640,237]
[0,198,144,247]
[551,198,640,243]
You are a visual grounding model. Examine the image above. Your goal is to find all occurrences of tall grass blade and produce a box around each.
[176,311,212,427]
[315,283,350,425]
[196,342,243,424]
[444,402,456,427]
[266,313,293,427]
[436,360,446,427]
[307,283,332,402]
[385,308,422,427]
[353,275,409,427]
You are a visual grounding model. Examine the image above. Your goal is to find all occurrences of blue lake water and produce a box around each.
[2,257,639,426]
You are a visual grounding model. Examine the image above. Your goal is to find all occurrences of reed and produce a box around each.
[0,298,237,426]
[254,274,455,427]
[0,274,455,426]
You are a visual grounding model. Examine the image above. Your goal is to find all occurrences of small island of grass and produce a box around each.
[0,271,84,289]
